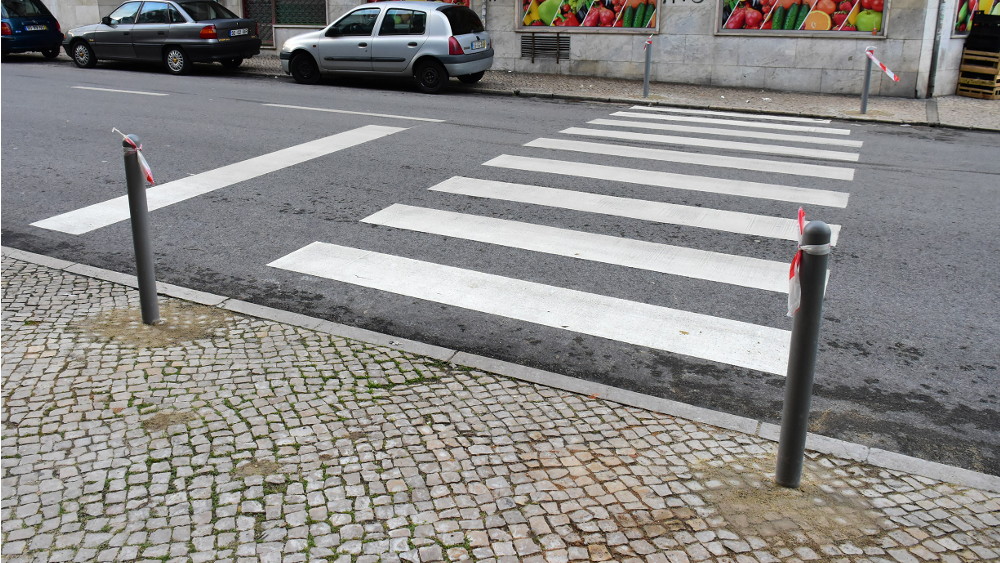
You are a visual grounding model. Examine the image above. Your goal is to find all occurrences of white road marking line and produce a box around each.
[362,204,791,293]
[264,103,446,123]
[484,155,850,208]
[31,125,407,235]
[611,111,852,135]
[526,138,856,181]
[588,119,863,148]
[561,127,860,162]
[71,86,169,96]
[628,105,832,123]
[268,242,792,375]
[429,176,842,245]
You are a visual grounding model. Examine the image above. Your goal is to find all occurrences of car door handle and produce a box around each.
[408,42,418,46]
[123,31,130,35]
[157,31,165,35]
[358,42,367,47]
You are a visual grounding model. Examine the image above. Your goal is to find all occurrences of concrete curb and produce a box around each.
[5,245,999,493]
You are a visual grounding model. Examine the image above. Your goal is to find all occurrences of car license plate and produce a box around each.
[230,28,248,36]
[472,39,486,50]
[25,24,48,31]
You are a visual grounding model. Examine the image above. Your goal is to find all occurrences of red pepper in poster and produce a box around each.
[725,7,747,28]
[744,8,764,27]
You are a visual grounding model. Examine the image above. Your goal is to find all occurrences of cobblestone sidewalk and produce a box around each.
[2,255,999,563]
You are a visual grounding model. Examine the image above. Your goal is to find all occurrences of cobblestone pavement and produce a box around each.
[3,255,1000,563]
[240,52,1000,132]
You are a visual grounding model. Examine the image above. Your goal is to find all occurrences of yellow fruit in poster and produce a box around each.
[803,10,832,29]
[847,1,860,24]
[982,0,994,12]
[523,0,541,24]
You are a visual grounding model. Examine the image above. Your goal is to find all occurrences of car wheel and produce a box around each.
[221,57,243,70]
[290,53,320,85]
[42,47,60,60]
[71,41,96,68]
[457,71,484,84]
[164,47,191,75]
[415,60,447,94]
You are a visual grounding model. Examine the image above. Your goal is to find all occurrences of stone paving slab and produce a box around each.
[3,256,1000,563]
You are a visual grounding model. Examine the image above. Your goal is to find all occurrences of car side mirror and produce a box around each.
[101,16,112,25]
[325,26,342,37]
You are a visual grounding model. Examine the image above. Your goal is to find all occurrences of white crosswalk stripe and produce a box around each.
[525,138,856,181]
[32,125,408,235]
[268,242,792,376]
[587,119,863,148]
[428,176,842,244]
[611,111,853,135]
[484,155,851,207]
[560,127,860,161]
[269,108,859,376]
[626,105,833,123]
[362,204,791,292]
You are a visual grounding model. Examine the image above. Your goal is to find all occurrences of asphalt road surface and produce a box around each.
[3,57,998,475]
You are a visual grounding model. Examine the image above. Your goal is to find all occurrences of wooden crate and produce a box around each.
[959,70,1000,87]
[957,83,1000,100]
[960,49,1000,75]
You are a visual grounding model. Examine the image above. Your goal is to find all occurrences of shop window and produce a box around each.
[244,0,325,46]
[718,0,886,35]
[520,0,657,30]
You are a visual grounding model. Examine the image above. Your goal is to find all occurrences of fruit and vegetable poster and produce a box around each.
[720,0,884,32]
[954,0,999,35]
[522,0,658,28]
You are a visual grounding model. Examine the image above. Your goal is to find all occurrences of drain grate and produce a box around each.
[520,33,570,63]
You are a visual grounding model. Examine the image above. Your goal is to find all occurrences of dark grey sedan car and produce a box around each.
[63,0,260,74]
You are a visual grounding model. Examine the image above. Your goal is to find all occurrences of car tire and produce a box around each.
[71,41,96,68]
[415,60,447,94]
[457,71,484,84]
[290,53,320,85]
[164,46,191,75]
[221,57,243,70]
[42,47,60,60]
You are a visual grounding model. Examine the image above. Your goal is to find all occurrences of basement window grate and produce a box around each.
[520,33,570,63]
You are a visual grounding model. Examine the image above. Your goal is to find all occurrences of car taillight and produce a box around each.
[55,21,60,32]
[1,22,12,36]
[448,36,464,55]
[199,24,217,39]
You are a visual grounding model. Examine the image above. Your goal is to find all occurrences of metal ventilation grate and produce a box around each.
[520,33,570,63]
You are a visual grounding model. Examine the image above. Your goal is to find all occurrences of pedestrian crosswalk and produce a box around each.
[268,105,859,377]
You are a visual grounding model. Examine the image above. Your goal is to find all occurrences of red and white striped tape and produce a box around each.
[865,48,900,82]
[643,34,653,50]
[113,128,155,185]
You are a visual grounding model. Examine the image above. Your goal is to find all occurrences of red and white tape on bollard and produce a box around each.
[865,47,900,82]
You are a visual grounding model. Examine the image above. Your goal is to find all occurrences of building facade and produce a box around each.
[42,0,991,97]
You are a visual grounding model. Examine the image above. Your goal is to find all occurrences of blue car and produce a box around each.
[1,0,63,58]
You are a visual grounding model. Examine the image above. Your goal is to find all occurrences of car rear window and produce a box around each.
[2,0,51,17]
[178,0,238,21]
[438,6,483,35]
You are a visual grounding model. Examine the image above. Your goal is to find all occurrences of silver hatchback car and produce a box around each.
[279,1,492,94]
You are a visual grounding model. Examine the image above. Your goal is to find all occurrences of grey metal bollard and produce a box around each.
[123,134,160,325]
[860,48,874,115]
[775,220,832,489]
[643,38,652,98]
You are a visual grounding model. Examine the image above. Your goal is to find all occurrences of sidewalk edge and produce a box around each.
[5,245,999,493]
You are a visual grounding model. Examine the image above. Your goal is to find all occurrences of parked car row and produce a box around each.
[2,0,492,93]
